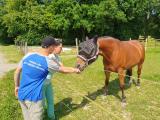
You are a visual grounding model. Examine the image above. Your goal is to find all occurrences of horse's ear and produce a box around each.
[93,35,98,44]
[86,36,89,41]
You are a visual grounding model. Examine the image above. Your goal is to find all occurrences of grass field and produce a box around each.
[0,45,23,63]
[0,45,160,120]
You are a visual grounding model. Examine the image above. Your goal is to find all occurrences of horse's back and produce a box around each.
[120,40,145,66]
[127,40,145,61]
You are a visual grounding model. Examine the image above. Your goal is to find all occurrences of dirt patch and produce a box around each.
[0,53,18,78]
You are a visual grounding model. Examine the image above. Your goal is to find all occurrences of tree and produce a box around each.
[0,0,160,44]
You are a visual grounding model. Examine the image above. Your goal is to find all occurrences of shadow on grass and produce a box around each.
[53,77,135,119]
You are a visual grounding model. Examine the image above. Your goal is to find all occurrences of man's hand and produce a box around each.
[15,87,19,97]
[74,68,80,73]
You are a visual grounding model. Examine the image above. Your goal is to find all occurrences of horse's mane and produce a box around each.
[98,36,120,41]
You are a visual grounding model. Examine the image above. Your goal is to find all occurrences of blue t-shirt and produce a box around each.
[18,53,60,102]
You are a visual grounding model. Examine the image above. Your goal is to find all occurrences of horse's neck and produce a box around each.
[98,39,119,61]
[98,39,116,53]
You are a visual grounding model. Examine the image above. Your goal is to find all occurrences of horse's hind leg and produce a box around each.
[137,64,143,86]
[118,68,126,103]
[126,68,133,85]
[104,70,110,96]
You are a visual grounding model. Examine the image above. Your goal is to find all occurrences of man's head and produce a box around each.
[41,36,60,54]
[53,39,63,54]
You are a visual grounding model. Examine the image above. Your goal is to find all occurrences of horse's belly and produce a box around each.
[125,60,139,69]
[109,55,141,71]
[121,54,142,69]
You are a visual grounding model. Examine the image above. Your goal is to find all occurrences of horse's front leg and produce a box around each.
[118,68,126,103]
[104,70,110,96]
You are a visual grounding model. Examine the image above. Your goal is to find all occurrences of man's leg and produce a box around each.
[19,101,31,120]
[29,100,44,120]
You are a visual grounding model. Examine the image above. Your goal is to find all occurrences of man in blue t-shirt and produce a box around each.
[14,36,80,120]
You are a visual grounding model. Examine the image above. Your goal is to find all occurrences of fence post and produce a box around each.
[23,42,24,54]
[15,41,28,55]
[145,37,148,51]
[155,39,157,48]
[20,41,22,53]
[25,42,28,55]
[15,41,17,47]
[75,38,79,55]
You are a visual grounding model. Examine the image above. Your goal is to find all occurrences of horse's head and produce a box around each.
[75,36,99,71]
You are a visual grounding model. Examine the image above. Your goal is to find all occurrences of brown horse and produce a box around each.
[75,36,145,102]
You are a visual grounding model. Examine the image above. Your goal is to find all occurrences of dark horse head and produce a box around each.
[75,36,99,71]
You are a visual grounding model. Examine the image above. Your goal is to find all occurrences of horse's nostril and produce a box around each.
[79,67,83,71]
[75,63,86,71]
[79,65,86,71]
[75,64,80,68]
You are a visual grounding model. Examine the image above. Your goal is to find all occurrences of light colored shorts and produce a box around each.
[19,100,44,120]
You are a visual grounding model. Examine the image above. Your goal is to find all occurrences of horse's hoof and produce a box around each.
[104,92,108,96]
[122,99,126,103]
[121,102,127,108]
[104,89,109,96]
[136,85,140,89]
[127,82,132,87]
[101,95,107,100]
[122,97,126,103]
[129,79,133,85]
[136,83,140,87]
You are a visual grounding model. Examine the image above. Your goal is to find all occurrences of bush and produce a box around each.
[15,31,45,45]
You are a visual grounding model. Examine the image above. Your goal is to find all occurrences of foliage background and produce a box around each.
[0,0,160,45]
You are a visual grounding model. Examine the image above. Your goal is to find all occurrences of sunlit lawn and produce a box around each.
[53,47,160,120]
[0,45,23,63]
[0,45,160,120]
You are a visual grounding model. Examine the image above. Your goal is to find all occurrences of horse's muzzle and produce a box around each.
[75,63,86,72]
[75,64,80,69]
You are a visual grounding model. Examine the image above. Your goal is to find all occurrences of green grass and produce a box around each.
[0,46,160,120]
[53,47,160,120]
[0,70,23,120]
[0,45,23,63]
[142,47,160,81]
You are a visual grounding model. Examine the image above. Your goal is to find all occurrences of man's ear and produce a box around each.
[48,45,55,54]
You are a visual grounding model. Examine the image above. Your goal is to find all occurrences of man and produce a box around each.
[14,36,80,120]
